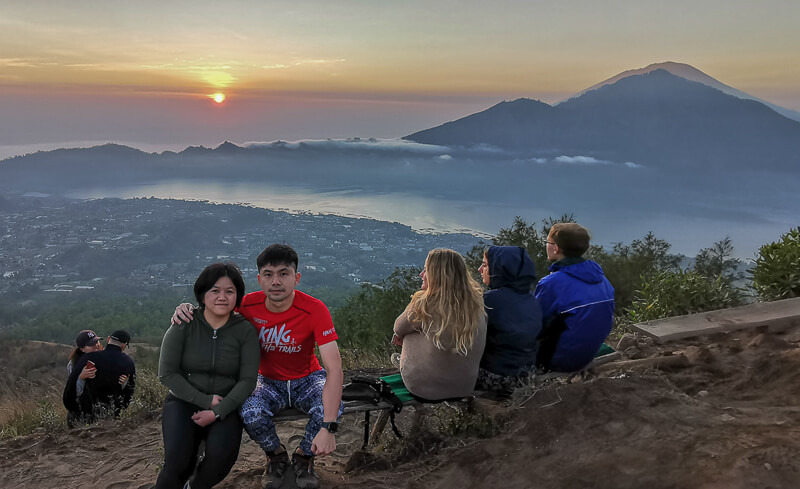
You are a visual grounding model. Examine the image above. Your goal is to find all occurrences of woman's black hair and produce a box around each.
[194,262,246,308]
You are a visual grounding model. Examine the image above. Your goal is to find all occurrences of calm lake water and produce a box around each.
[66,179,796,259]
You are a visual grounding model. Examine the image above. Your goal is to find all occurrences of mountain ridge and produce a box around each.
[404,69,800,171]
[563,61,800,123]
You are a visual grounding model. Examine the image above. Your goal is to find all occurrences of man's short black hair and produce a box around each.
[194,262,246,308]
[257,243,299,271]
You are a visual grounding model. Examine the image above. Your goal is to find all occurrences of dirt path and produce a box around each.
[3,324,800,489]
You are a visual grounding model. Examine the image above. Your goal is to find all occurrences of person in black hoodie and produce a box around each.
[475,246,543,395]
[63,330,136,425]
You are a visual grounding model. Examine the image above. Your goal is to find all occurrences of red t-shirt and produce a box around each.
[238,290,338,381]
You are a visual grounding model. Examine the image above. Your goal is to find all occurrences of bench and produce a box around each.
[271,399,403,448]
[271,396,471,448]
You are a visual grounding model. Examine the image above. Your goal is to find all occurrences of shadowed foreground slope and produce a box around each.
[3,322,800,489]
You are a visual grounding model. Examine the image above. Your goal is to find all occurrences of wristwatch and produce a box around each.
[321,421,339,434]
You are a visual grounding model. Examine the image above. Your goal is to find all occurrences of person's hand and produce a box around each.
[311,428,336,456]
[118,374,128,385]
[210,395,223,407]
[192,410,217,427]
[391,333,403,346]
[171,303,195,325]
[79,365,97,380]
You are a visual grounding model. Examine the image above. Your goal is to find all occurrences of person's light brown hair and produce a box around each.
[405,248,485,355]
[549,223,591,257]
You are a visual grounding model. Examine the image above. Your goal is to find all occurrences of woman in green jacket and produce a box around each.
[154,263,260,489]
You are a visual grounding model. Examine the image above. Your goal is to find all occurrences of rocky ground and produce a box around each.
[3,323,800,489]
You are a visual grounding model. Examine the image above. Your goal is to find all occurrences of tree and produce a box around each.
[591,231,681,312]
[751,227,800,301]
[694,237,742,284]
[626,269,745,323]
[332,267,422,350]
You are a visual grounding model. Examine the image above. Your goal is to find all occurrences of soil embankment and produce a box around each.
[3,323,800,489]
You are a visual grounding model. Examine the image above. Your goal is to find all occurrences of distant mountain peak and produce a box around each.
[404,66,800,171]
[564,61,800,122]
[215,141,243,152]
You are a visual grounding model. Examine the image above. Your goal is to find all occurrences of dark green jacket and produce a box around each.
[158,310,259,419]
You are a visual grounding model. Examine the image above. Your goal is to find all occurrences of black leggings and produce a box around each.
[154,395,244,489]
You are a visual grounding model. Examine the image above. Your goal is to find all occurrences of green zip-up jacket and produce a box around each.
[158,310,260,420]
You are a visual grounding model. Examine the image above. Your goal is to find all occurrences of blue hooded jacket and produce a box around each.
[534,258,615,372]
[480,246,543,376]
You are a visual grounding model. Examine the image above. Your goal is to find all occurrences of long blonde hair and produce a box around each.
[405,248,485,355]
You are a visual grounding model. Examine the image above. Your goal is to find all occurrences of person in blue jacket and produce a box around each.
[476,245,543,393]
[535,223,615,372]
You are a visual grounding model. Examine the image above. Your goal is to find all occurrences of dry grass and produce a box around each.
[0,336,399,439]
[339,345,394,371]
[0,338,70,439]
[0,337,166,439]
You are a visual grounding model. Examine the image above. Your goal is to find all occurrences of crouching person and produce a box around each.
[535,223,615,372]
[63,329,136,425]
[154,263,259,489]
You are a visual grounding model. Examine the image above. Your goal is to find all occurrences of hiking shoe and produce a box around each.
[263,450,290,489]
[292,452,321,489]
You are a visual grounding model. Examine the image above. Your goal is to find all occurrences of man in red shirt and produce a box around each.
[174,244,343,489]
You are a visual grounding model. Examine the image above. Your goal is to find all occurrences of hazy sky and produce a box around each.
[2,0,799,156]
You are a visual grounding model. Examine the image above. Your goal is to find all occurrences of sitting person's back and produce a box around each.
[535,223,614,372]
[476,246,542,392]
[393,249,487,401]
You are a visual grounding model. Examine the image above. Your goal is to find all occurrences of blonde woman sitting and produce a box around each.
[392,248,487,401]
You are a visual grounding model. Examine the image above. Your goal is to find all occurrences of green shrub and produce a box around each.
[751,227,800,301]
[122,367,168,417]
[333,267,421,350]
[592,232,681,313]
[626,269,744,323]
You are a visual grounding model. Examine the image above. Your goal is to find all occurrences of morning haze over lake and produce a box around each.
[2,1,799,260]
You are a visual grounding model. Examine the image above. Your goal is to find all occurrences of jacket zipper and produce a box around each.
[211,328,218,394]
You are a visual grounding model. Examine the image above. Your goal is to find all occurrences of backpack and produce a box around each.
[342,375,405,448]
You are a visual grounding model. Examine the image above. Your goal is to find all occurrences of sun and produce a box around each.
[211,92,225,104]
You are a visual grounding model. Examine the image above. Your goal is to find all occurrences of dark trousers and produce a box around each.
[154,395,244,489]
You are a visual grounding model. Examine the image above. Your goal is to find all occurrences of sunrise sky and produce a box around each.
[2,0,799,158]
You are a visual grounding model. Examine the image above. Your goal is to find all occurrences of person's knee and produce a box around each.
[240,404,273,427]
[163,441,195,467]
[206,438,240,467]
